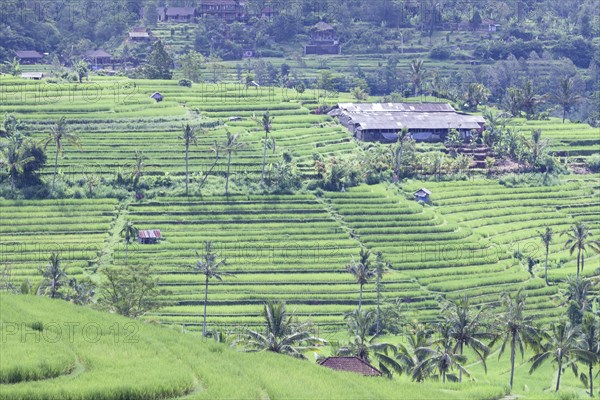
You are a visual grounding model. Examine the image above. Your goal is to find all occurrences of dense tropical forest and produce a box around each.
[0,0,599,399]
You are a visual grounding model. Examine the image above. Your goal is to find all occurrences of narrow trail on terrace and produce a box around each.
[94,199,131,279]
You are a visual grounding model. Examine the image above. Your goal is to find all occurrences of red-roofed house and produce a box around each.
[15,50,44,64]
[318,357,382,376]
[138,229,162,244]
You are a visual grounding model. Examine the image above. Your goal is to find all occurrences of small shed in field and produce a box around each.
[138,229,161,244]
[414,188,431,203]
[318,357,382,376]
[21,72,45,80]
[150,92,164,102]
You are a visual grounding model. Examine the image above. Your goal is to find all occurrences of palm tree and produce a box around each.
[442,295,492,382]
[529,321,594,392]
[199,140,220,191]
[579,314,599,397]
[0,136,34,190]
[522,129,549,168]
[396,323,434,382]
[179,124,198,196]
[339,309,403,378]
[564,275,592,325]
[409,59,427,96]
[37,252,68,299]
[520,80,545,118]
[239,300,325,359]
[390,127,410,177]
[413,322,470,383]
[120,221,138,265]
[258,112,275,184]
[539,227,553,285]
[188,241,234,337]
[346,247,375,314]
[131,150,146,190]
[374,252,389,334]
[223,130,244,195]
[41,116,82,195]
[491,289,542,391]
[563,222,600,278]
[553,77,581,123]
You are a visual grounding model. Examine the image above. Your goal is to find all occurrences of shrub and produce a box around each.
[430,44,452,60]
[587,153,600,172]
[178,79,192,87]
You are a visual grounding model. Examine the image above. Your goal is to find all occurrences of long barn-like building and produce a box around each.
[329,103,485,142]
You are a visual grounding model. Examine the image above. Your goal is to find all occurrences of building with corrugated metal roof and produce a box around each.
[329,102,485,142]
[138,229,161,244]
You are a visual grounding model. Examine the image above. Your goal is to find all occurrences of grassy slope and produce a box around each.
[0,294,507,400]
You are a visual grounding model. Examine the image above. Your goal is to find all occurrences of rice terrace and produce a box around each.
[0,1,599,399]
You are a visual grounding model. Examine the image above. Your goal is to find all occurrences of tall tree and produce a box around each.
[522,129,549,168]
[442,295,492,382]
[73,59,89,83]
[238,300,325,359]
[131,150,146,190]
[120,221,138,265]
[464,83,491,111]
[520,80,545,118]
[145,40,173,80]
[552,77,581,123]
[37,252,68,299]
[374,252,389,334]
[258,112,275,184]
[529,322,593,392]
[179,124,198,196]
[396,323,434,382]
[346,247,374,314]
[579,314,599,397]
[223,130,243,195]
[563,222,600,279]
[409,59,427,96]
[491,289,542,391]
[539,227,553,285]
[41,117,82,196]
[188,241,234,337]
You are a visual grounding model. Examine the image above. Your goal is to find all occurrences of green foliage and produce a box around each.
[145,41,173,80]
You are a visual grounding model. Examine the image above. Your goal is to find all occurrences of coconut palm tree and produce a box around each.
[491,289,542,391]
[552,77,581,123]
[396,323,434,382]
[223,130,244,195]
[179,124,198,196]
[520,80,545,118]
[563,222,600,278]
[564,275,592,325]
[442,295,492,382]
[346,247,375,314]
[239,300,325,359]
[257,111,274,184]
[339,309,403,378]
[409,59,427,96]
[529,321,594,392]
[188,241,234,336]
[374,252,389,334]
[413,322,470,383]
[41,116,82,195]
[522,129,549,168]
[0,136,35,191]
[199,140,220,191]
[579,314,599,397]
[120,221,138,265]
[539,227,553,285]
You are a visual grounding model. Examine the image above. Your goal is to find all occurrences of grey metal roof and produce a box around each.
[335,102,456,113]
[15,50,43,59]
[349,112,484,131]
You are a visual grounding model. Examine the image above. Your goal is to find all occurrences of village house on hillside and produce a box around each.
[318,357,382,376]
[304,22,341,55]
[329,103,485,142]
[82,50,112,66]
[157,7,197,22]
[199,0,245,21]
[15,50,44,64]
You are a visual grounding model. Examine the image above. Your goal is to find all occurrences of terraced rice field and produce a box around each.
[0,199,118,282]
